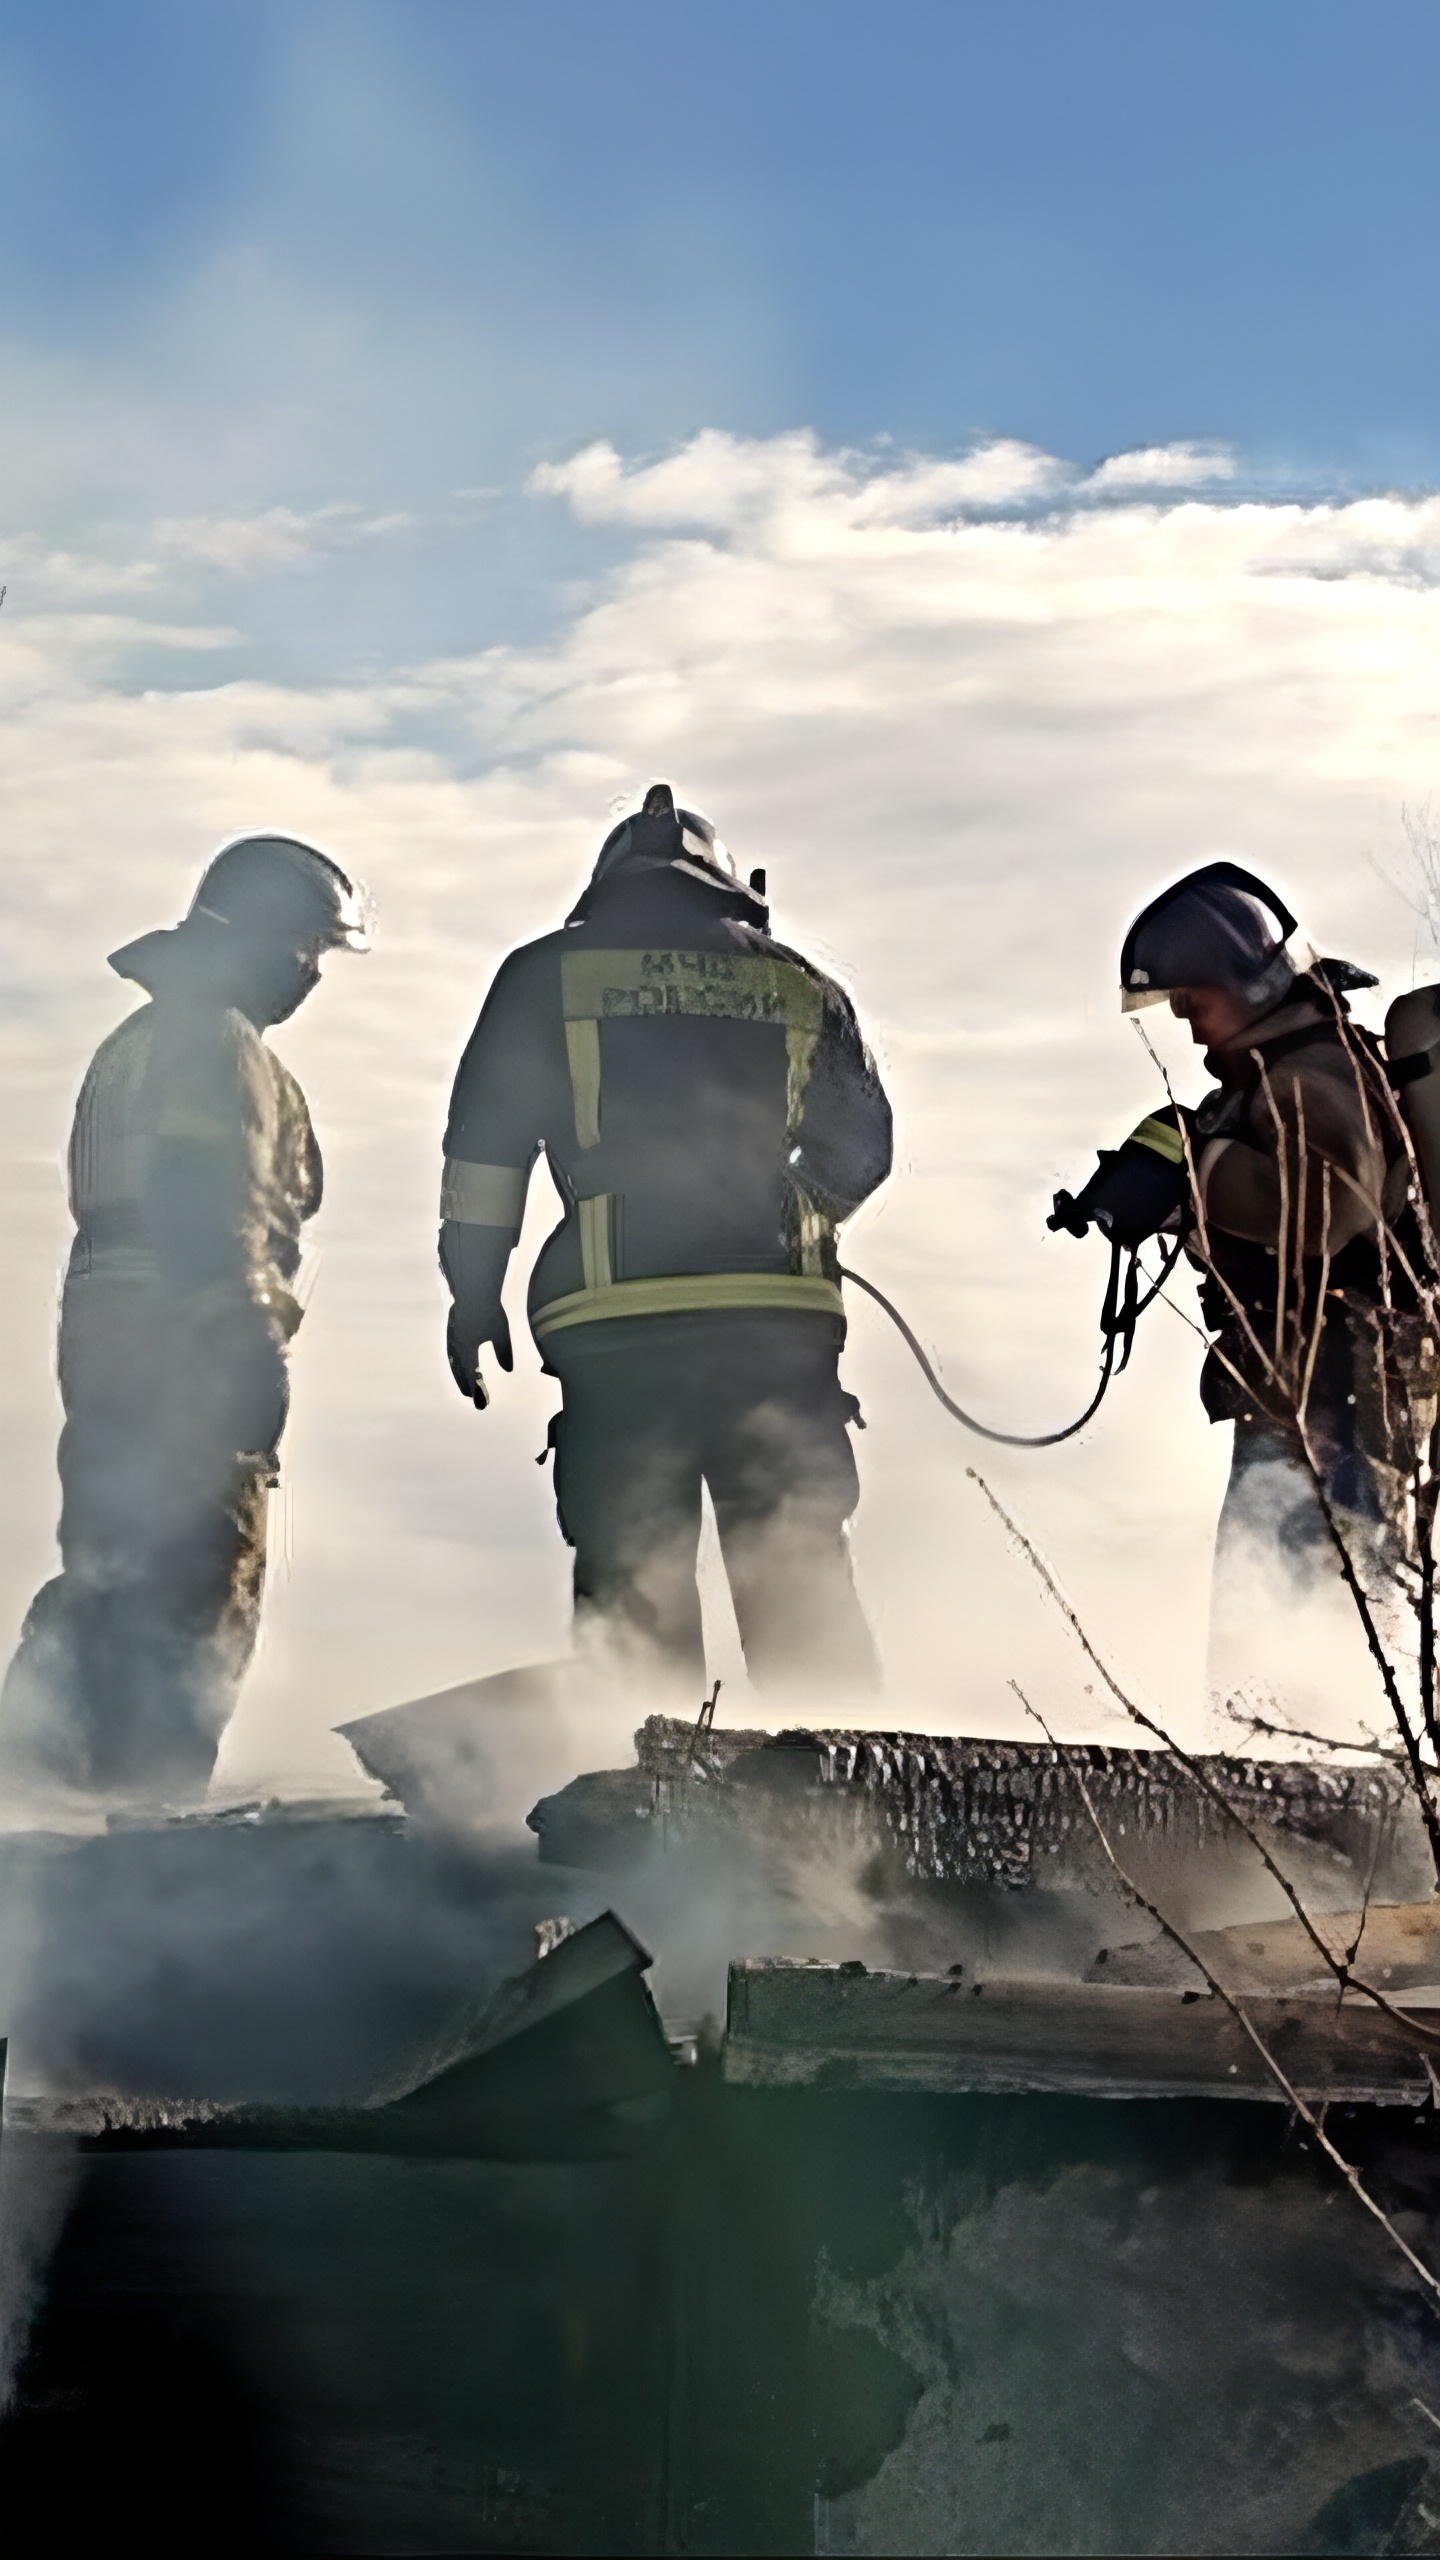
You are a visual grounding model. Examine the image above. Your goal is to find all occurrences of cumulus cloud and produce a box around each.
[529,430,1068,535]
[2,430,1435,1785]
[1248,495,1440,588]
[1083,443,1237,493]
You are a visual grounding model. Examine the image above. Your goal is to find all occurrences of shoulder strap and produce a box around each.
[1243,1020,1345,1076]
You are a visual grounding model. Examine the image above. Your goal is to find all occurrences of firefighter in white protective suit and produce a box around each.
[0,836,369,1802]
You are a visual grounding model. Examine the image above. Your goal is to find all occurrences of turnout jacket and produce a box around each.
[441,865,893,1349]
[1190,984,1410,1431]
[68,932,322,1334]
[1198,990,1401,1264]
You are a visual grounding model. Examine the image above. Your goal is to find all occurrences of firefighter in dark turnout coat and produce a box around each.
[1119,866,1417,1650]
[441,786,893,1695]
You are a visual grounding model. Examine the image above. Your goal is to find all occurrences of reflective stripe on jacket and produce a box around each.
[441,865,892,1343]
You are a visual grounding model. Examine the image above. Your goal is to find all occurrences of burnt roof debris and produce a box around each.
[529,1718,1421,1904]
[12,1911,674,2162]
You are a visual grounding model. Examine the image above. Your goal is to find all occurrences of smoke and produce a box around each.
[572,1762,1429,2033]
[1207,1447,1421,1752]
[0,1807,614,2119]
[0,2128,80,2414]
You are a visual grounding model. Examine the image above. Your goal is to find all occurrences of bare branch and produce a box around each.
[1297,1164,1331,1432]
[1292,1411,1440,1873]
[1014,1684,1440,2312]
[1130,1000,1440,1875]
[973,1469,1440,2038]
[1218,1694,1409,1771]
[1254,1055,1293,1391]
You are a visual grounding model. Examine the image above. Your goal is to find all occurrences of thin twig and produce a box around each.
[973,1470,1440,2040]
[1218,1695,1410,1771]
[1254,1055,1292,1390]
[1308,984,1426,1329]
[1293,1085,1309,1383]
[1149,1193,1440,1871]
[1292,1411,1440,1879]
[1014,1685,1440,2311]
[1138,1034,1285,1402]
[1297,1165,1332,1433]
[1133,1017,1440,1878]
[1341,1806,1390,2007]
[1420,1415,1440,1763]
[1153,1230,1424,1736]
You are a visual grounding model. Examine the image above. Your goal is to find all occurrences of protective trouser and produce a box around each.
[0,1273,286,1800]
[1206,1397,1405,1732]
[547,1313,879,1699]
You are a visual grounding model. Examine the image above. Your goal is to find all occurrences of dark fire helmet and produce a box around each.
[1118,861,1309,1014]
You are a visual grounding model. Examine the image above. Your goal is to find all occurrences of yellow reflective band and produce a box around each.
[533,1272,844,1339]
[439,1159,528,1227]
[576,1194,614,1290]
[792,1184,834,1277]
[565,1019,602,1148]
[1130,1115,1186,1165]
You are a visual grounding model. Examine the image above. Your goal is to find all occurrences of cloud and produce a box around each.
[3,430,1436,1783]
[3,538,162,604]
[153,502,415,574]
[6,612,240,673]
[529,431,1069,536]
[1083,443,1237,493]
[1248,495,1440,589]
[3,505,418,626]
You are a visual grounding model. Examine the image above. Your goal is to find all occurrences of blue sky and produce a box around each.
[4,0,1436,677]
[3,2,1437,1774]
[5,1,1438,511]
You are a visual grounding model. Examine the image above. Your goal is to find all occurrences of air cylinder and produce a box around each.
[1386,984,1440,1235]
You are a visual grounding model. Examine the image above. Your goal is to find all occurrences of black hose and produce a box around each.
[839,1232,1184,1449]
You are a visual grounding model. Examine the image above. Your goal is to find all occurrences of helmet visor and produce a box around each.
[1119,875,1308,1013]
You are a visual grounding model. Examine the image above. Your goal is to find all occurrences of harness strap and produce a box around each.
[1243,1020,1347,1076]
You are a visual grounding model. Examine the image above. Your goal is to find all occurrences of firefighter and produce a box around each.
[441,784,892,1697]
[1119,863,1417,1658]
[0,835,369,1801]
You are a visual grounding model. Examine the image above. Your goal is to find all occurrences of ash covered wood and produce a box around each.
[724,1958,1438,2104]
[627,1717,1415,1894]
[1092,1898,1440,1991]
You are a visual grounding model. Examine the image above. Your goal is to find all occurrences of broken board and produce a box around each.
[723,1958,1439,2105]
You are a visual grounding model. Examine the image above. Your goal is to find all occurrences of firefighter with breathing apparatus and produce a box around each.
[1050,861,1438,1610]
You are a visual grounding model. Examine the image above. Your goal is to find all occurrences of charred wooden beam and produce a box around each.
[630,1720,1414,1884]
[530,1719,1423,1917]
[722,1958,1437,2105]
